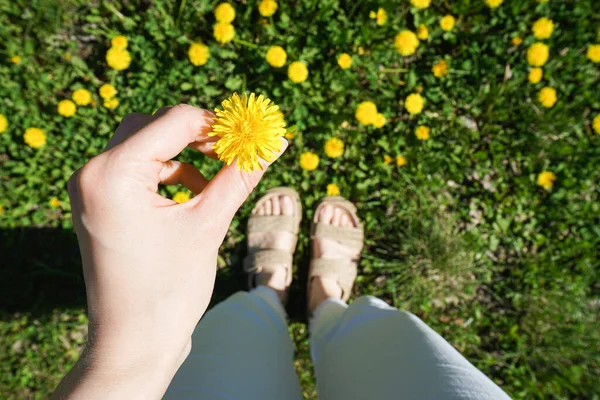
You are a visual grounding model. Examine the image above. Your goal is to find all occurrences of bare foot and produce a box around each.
[248,194,296,303]
[308,204,360,312]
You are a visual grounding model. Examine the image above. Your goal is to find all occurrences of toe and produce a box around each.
[264,198,273,215]
[272,196,281,216]
[319,205,333,224]
[257,204,266,216]
[332,207,343,226]
[281,195,294,216]
[341,213,350,227]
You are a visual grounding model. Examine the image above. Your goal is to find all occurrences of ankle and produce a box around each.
[308,277,342,312]
[255,266,288,303]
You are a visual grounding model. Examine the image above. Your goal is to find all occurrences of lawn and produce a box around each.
[1,0,599,398]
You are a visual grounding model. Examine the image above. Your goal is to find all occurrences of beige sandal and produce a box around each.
[308,196,364,303]
[244,187,302,290]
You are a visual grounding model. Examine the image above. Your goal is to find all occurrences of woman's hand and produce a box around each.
[52,104,287,399]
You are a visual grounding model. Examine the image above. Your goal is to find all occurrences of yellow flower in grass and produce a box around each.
[327,183,340,196]
[210,93,286,172]
[432,60,448,77]
[258,0,278,17]
[10,56,21,64]
[0,114,8,133]
[355,101,378,125]
[512,36,523,46]
[215,3,236,23]
[106,47,131,71]
[266,46,287,68]
[410,0,431,9]
[486,0,503,8]
[440,15,455,32]
[104,98,120,109]
[288,61,308,83]
[532,17,554,39]
[415,125,430,141]
[299,152,319,171]
[111,35,128,50]
[188,43,210,66]
[357,46,365,55]
[72,88,92,106]
[24,128,46,149]
[285,131,295,140]
[214,22,235,44]
[173,191,191,204]
[373,113,386,128]
[396,156,407,167]
[592,114,600,134]
[99,84,117,100]
[0,205,3,214]
[527,42,549,66]
[417,24,429,40]
[587,45,600,63]
[538,87,557,108]
[537,171,556,189]
[324,137,344,158]
[58,100,77,118]
[394,30,419,56]
[383,155,392,165]
[528,68,543,84]
[369,8,387,26]
[405,93,424,115]
[337,53,352,69]
[49,197,61,208]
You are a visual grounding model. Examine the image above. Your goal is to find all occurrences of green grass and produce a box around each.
[1,0,599,398]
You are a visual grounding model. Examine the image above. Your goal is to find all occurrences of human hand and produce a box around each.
[53,104,287,399]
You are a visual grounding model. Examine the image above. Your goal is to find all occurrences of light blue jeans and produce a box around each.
[165,286,510,399]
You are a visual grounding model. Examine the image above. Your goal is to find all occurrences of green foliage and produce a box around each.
[1,0,599,398]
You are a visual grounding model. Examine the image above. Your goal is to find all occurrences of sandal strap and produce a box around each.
[311,222,363,250]
[248,215,299,234]
[244,249,293,287]
[309,258,358,302]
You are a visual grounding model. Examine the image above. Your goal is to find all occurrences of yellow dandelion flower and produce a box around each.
[512,36,523,46]
[10,55,21,64]
[486,0,503,8]
[111,35,128,50]
[369,8,387,25]
[214,22,235,44]
[210,92,286,172]
[266,46,287,68]
[104,98,120,110]
[587,45,600,63]
[188,42,210,66]
[405,93,424,115]
[432,60,448,78]
[410,0,431,9]
[528,68,543,84]
[24,127,46,149]
[99,84,117,100]
[532,17,554,39]
[337,53,352,69]
[106,47,131,71]
[0,114,8,134]
[415,125,430,141]
[355,101,378,125]
[324,137,344,158]
[440,15,456,32]
[537,171,556,189]
[538,87,557,108]
[592,114,600,134]
[285,131,295,140]
[0,205,3,214]
[396,156,407,167]
[215,3,236,23]
[527,42,549,66]
[383,155,393,165]
[173,191,191,204]
[394,30,419,56]
[357,46,365,55]
[49,197,61,208]
[417,24,429,40]
[327,183,341,196]
[299,151,319,171]
[72,88,92,106]
[58,100,77,118]
[373,113,386,128]
[288,61,308,83]
[258,0,278,17]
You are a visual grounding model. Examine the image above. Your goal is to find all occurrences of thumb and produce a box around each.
[196,137,289,223]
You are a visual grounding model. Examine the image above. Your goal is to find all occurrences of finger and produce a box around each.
[196,137,288,225]
[117,104,215,163]
[158,161,209,195]
[106,113,153,151]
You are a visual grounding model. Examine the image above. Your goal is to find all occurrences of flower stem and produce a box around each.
[234,38,259,49]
